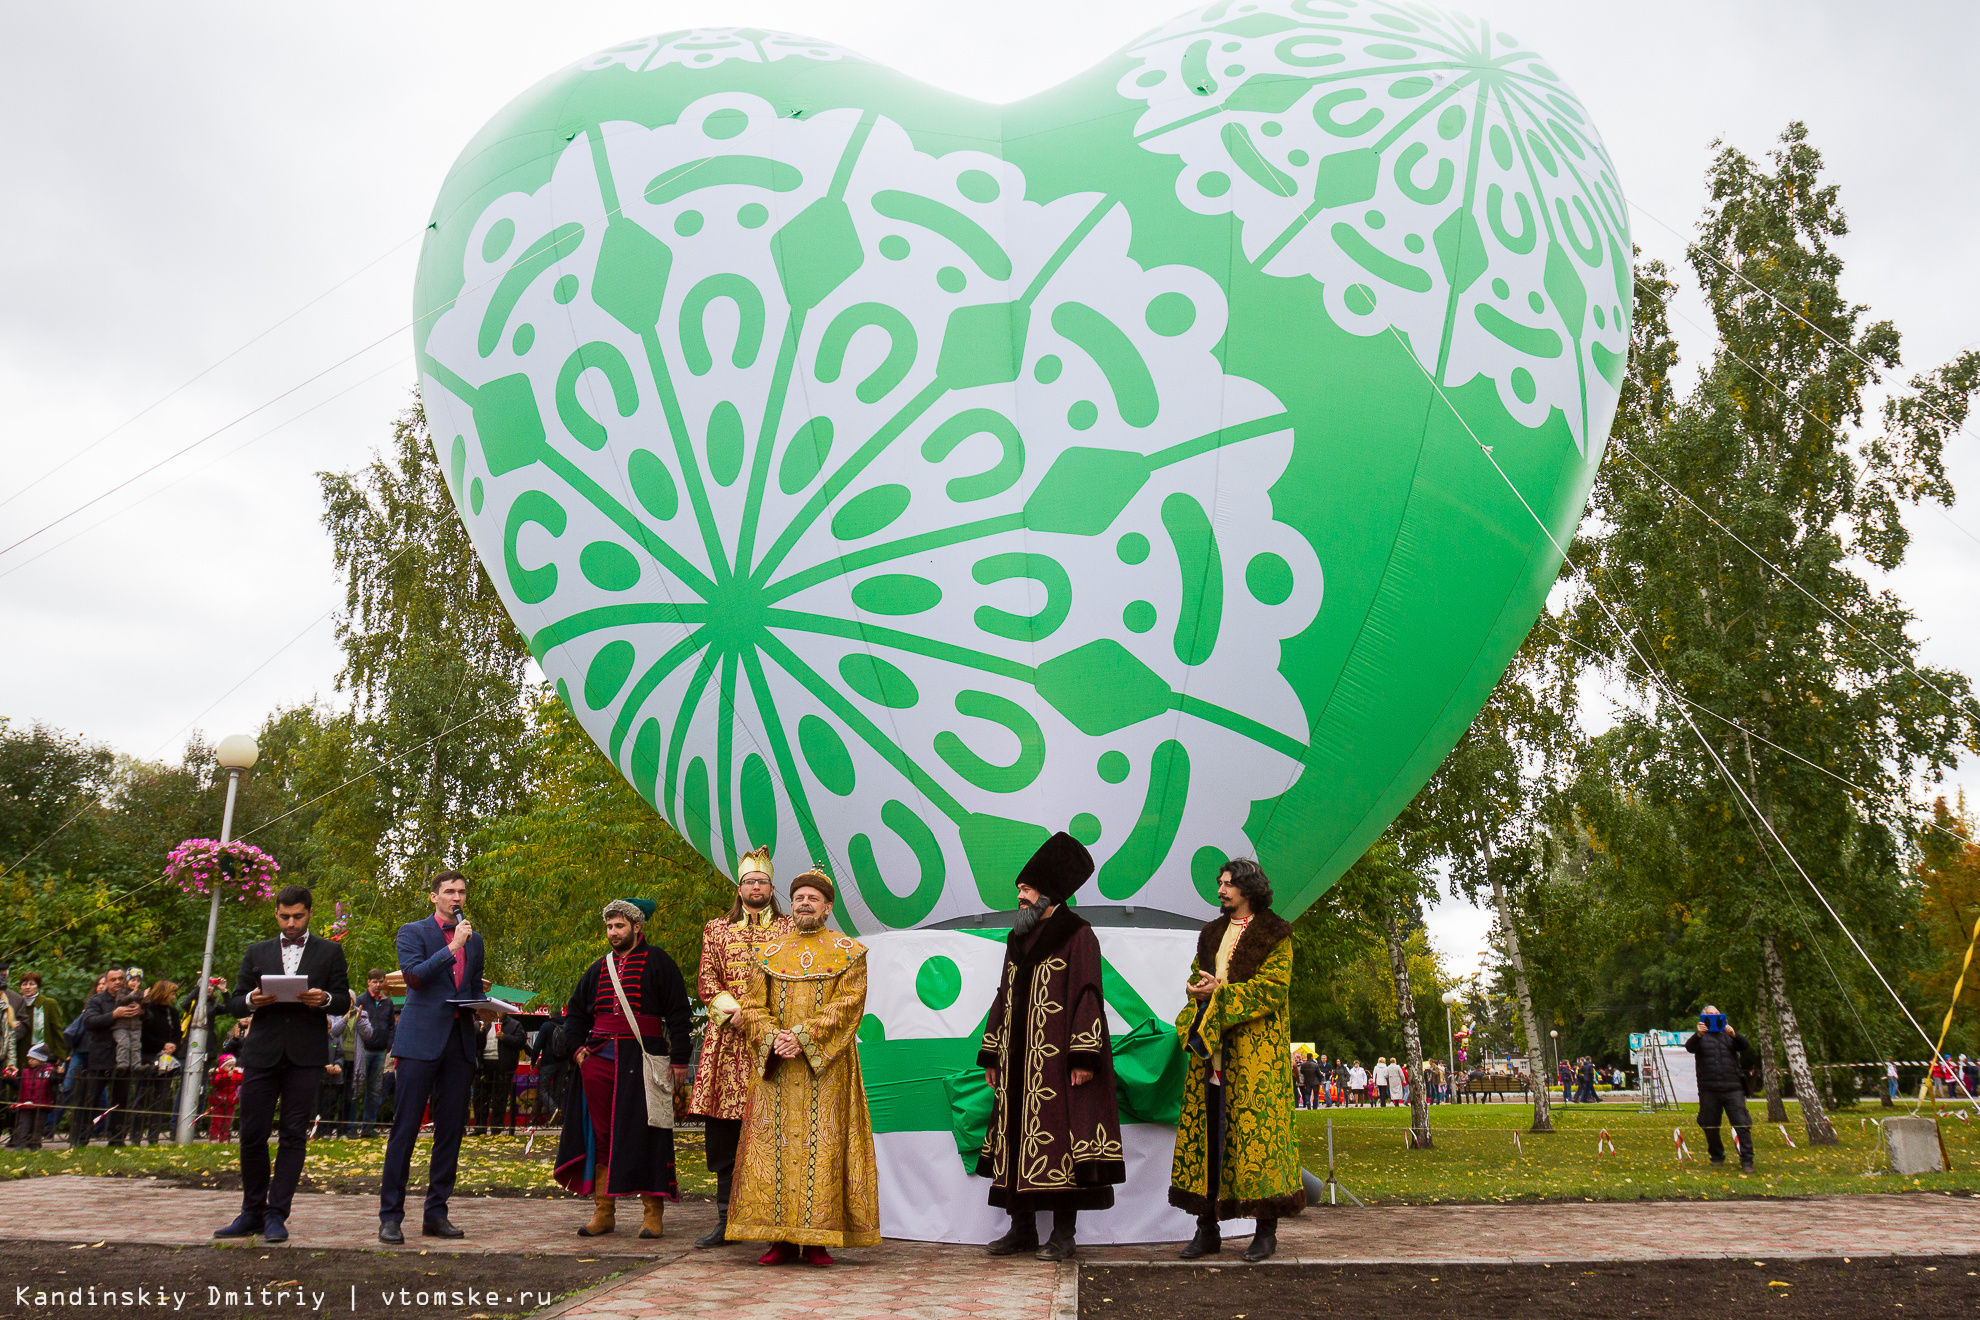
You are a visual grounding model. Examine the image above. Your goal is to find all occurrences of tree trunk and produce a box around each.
[1753,970,1787,1124]
[1761,935,1836,1145]
[1485,837,1552,1133]
[1381,904,1433,1149]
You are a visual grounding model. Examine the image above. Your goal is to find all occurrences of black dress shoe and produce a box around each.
[1241,1227,1277,1262]
[213,1212,262,1240]
[985,1224,1040,1256]
[422,1216,465,1239]
[378,1218,404,1245]
[260,1214,289,1245]
[1179,1225,1221,1259]
[1036,1229,1077,1261]
[694,1207,731,1249]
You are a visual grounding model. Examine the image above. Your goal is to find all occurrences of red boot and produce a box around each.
[802,1245,835,1267]
[757,1242,799,1266]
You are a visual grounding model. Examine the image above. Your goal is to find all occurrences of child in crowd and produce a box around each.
[12,1044,58,1150]
[112,980,144,1070]
[208,1054,243,1142]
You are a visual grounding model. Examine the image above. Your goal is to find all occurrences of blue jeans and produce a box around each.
[357,1050,389,1130]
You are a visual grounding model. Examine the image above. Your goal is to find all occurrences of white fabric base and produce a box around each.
[874,1124,1251,1244]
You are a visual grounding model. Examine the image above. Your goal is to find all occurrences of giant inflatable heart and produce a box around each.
[415,0,1628,936]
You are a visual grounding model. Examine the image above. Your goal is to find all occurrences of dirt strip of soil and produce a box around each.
[1083,1256,1980,1319]
[0,1239,639,1318]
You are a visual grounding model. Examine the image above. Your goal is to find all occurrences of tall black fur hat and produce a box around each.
[1018,831,1094,904]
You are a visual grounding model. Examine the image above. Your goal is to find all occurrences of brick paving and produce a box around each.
[0,1178,1973,1317]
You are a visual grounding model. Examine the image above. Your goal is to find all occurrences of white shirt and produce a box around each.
[280,933,308,977]
[1347,1066,1366,1089]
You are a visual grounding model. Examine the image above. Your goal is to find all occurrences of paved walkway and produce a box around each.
[0,1178,1974,1318]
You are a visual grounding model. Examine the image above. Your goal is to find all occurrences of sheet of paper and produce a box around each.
[260,975,309,1003]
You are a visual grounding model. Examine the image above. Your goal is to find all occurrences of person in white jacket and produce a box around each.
[1346,1061,1367,1106]
[1389,1060,1410,1106]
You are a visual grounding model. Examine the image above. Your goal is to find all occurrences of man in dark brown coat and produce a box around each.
[976,832,1124,1261]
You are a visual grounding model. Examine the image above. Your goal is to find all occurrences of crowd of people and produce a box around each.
[1289,1053,1459,1107]
[0,955,559,1152]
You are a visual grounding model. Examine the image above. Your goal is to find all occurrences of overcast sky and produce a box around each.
[3,1,1975,978]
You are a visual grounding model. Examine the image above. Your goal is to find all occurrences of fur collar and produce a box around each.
[1006,903,1090,970]
[1195,909,1293,984]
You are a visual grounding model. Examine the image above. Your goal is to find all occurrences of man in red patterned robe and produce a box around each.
[976,832,1124,1261]
[688,847,788,1248]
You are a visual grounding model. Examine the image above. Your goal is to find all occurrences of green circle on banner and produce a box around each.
[915,955,963,1010]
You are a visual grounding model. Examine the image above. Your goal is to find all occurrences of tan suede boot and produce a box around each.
[638,1196,665,1239]
[578,1166,615,1237]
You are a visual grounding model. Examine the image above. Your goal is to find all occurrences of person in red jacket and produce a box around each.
[208,1054,244,1142]
[11,1044,58,1149]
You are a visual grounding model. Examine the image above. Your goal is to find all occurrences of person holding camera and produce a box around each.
[1684,1005,1754,1172]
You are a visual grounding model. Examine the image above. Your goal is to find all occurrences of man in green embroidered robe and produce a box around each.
[1170,857,1304,1261]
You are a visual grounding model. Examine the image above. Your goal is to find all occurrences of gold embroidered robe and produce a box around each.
[975,905,1125,1210]
[689,908,791,1121]
[728,926,881,1248]
[1169,910,1305,1220]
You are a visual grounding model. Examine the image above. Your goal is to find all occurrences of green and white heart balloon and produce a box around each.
[414,0,1628,932]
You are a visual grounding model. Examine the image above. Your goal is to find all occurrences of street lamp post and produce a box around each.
[175,734,258,1146]
[1548,1028,1560,1103]
[1441,991,1461,1077]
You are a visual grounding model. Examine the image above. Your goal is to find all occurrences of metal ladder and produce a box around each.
[1637,1032,1676,1112]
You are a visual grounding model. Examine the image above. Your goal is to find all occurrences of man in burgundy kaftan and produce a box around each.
[553,898,692,1239]
[977,832,1124,1261]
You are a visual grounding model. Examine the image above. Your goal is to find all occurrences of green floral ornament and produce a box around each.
[414,0,1626,933]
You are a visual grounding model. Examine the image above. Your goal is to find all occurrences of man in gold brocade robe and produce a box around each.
[688,846,789,1249]
[729,869,880,1265]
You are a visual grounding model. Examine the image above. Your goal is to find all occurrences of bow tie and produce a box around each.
[282,936,307,948]
[440,924,458,937]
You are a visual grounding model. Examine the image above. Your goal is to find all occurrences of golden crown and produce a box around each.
[736,846,774,883]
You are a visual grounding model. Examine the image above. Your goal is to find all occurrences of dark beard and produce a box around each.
[607,931,636,951]
[1218,902,1236,916]
[1011,899,1045,936]
[742,896,771,912]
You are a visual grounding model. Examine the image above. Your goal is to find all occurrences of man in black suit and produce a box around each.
[377,869,484,1244]
[213,884,350,1245]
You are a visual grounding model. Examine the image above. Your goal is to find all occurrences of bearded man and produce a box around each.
[688,846,789,1249]
[977,832,1123,1261]
[729,869,879,1266]
[1170,857,1304,1262]
[552,898,693,1240]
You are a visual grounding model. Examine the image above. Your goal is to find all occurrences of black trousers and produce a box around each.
[379,1017,475,1222]
[1697,1087,1754,1162]
[474,1064,518,1131]
[704,1115,741,1205]
[1197,1079,1276,1234]
[238,1061,324,1220]
[69,1069,129,1148]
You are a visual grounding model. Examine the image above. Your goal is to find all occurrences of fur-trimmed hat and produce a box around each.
[789,867,835,904]
[602,897,656,924]
[1017,831,1094,904]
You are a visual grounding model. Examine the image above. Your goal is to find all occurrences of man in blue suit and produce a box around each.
[377,869,483,1243]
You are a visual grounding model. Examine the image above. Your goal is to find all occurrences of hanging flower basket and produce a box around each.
[164,838,279,902]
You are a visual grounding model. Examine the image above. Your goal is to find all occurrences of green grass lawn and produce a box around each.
[0,1129,716,1199]
[2,1103,1973,1208]
[1297,1098,1980,1204]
